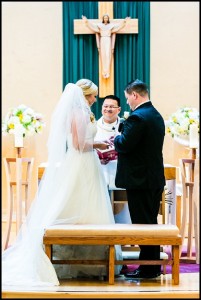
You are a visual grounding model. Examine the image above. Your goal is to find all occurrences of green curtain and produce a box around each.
[63,2,150,118]
[62,2,98,87]
[113,2,150,113]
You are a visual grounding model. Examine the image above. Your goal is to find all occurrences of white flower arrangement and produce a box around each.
[166,107,199,139]
[2,104,45,138]
[123,111,130,119]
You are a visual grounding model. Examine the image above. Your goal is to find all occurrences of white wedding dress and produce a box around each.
[52,122,122,278]
[2,118,122,287]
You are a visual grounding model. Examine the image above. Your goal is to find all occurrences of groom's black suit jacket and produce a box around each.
[114,101,166,190]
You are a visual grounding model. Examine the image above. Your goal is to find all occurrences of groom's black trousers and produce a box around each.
[126,188,163,274]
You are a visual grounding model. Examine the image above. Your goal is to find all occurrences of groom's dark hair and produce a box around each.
[125,79,149,97]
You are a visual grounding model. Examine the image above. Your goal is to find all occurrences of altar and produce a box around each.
[37,162,178,226]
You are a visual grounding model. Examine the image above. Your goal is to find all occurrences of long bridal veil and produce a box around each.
[2,84,95,286]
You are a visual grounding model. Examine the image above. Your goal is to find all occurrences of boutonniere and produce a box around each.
[118,111,130,133]
[123,111,130,119]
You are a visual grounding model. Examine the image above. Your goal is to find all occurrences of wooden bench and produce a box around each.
[43,223,182,285]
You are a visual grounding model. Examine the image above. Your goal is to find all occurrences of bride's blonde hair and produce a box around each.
[76,79,98,96]
[76,79,97,123]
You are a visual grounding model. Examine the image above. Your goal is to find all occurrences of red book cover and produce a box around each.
[96,146,118,165]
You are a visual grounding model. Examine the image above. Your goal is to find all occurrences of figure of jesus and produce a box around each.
[82,14,130,79]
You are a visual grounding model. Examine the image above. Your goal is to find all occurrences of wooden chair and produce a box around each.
[193,158,199,264]
[3,157,34,250]
[179,158,195,261]
[159,188,166,224]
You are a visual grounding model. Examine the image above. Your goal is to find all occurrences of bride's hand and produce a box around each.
[93,141,110,150]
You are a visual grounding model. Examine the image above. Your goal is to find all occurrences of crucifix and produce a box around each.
[74,2,138,97]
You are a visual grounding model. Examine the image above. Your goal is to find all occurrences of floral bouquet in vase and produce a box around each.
[165,107,199,147]
[2,104,45,147]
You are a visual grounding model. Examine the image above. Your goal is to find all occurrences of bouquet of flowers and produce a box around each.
[166,107,199,138]
[2,104,45,138]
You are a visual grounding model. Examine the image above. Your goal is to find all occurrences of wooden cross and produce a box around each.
[74,2,138,97]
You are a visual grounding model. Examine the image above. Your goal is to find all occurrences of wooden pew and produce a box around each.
[43,223,182,285]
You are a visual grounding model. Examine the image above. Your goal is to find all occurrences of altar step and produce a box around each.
[2,273,199,299]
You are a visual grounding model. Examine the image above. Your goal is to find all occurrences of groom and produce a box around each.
[114,79,166,279]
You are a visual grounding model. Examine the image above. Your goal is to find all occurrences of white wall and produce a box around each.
[151,2,199,118]
[2,2,199,211]
[150,2,199,166]
[2,2,63,211]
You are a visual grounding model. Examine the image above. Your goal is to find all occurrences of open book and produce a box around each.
[96,145,118,165]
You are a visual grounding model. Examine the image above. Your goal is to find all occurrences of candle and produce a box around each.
[189,124,199,148]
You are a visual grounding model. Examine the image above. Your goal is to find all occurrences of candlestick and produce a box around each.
[189,124,199,148]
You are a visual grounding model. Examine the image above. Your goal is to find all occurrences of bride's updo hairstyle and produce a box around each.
[76,79,98,96]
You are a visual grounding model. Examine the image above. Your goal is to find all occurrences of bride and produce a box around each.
[2,79,122,287]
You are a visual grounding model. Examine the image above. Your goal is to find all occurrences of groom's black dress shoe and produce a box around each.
[124,269,161,279]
